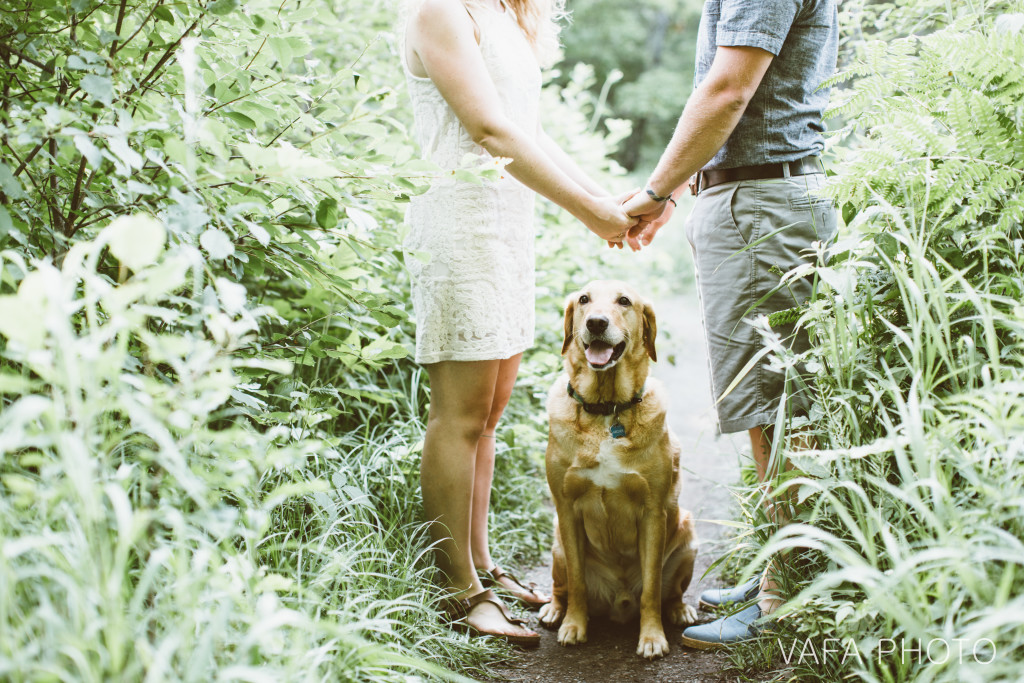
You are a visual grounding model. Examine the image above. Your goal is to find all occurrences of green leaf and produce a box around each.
[875,233,898,260]
[841,201,858,226]
[0,163,27,200]
[361,338,408,361]
[153,5,174,22]
[71,131,103,168]
[345,205,378,232]
[315,198,339,229]
[208,0,239,15]
[104,214,166,271]
[0,206,12,240]
[0,293,45,347]
[80,74,114,105]
[224,111,257,129]
[268,37,294,68]
[200,228,235,260]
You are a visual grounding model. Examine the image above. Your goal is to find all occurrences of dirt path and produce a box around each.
[494,291,749,683]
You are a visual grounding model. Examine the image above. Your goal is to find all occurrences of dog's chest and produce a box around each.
[561,432,648,504]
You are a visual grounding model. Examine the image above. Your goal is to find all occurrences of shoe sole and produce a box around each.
[451,621,541,648]
[680,633,726,650]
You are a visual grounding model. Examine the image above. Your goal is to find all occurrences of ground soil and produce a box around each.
[491,292,754,683]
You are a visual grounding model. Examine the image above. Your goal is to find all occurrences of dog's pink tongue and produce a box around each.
[585,340,615,365]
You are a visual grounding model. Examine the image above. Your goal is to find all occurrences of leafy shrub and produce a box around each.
[727,6,1024,682]
[0,0,646,680]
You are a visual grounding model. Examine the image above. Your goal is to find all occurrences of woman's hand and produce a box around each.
[580,194,638,243]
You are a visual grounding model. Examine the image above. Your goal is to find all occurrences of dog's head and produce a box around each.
[561,280,657,371]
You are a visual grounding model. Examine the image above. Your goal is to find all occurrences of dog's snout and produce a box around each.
[586,316,609,334]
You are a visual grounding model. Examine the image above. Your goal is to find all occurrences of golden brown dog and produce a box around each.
[538,280,698,659]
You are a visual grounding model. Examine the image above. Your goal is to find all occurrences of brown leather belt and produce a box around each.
[689,155,825,196]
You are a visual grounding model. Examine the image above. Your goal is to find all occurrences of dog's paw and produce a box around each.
[666,601,699,626]
[636,630,670,659]
[538,602,563,628]
[557,619,588,646]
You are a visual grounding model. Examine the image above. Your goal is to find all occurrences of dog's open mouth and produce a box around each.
[584,340,626,369]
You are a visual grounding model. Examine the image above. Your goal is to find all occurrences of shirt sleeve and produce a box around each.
[717,0,801,55]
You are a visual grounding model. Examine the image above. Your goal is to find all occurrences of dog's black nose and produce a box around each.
[586,316,609,334]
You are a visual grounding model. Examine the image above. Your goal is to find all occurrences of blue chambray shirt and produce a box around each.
[696,0,839,170]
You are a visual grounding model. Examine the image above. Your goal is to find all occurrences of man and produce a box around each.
[621,0,840,647]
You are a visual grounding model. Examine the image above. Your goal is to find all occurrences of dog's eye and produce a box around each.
[578,294,590,304]
[617,296,632,306]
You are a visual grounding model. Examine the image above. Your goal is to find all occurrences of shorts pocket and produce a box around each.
[727,183,756,247]
[788,193,835,211]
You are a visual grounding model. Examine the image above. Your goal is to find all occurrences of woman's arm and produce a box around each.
[536,128,607,197]
[407,0,635,240]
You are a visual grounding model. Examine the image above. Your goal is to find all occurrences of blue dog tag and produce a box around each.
[610,422,626,439]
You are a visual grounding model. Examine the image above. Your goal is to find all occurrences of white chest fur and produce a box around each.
[577,436,638,490]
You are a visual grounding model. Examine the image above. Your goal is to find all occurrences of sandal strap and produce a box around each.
[487,566,540,595]
[440,594,470,621]
[465,589,527,625]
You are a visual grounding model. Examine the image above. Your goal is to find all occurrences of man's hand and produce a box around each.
[621,189,678,250]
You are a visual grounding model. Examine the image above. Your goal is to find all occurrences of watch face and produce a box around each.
[646,187,668,202]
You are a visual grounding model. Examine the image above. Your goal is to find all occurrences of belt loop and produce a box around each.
[782,161,792,179]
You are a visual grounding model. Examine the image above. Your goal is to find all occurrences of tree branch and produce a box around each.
[109,0,129,57]
[125,18,201,100]
[111,0,164,57]
[0,43,54,75]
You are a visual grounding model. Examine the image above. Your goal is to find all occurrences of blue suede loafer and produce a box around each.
[697,575,760,611]
[680,603,766,649]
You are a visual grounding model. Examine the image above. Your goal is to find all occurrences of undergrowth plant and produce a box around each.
[723,4,1024,682]
[0,0,639,680]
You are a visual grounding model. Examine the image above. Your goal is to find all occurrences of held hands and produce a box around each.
[606,187,679,251]
[582,194,639,243]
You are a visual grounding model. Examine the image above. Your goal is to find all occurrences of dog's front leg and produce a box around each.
[554,497,588,646]
[637,506,669,659]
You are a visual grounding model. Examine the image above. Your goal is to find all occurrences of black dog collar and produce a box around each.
[566,382,645,438]
[566,382,644,417]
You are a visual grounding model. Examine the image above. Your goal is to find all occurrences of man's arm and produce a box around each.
[622,45,775,246]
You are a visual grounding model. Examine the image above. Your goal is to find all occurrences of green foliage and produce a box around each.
[0,233,474,681]
[722,6,1024,682]
[0,0,646,679]
[556,0,703,170]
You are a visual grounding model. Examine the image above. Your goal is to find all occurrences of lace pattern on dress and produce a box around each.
[402,3,542,364]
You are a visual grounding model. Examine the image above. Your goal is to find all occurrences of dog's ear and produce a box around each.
[561,294,577,355]
[642,301,658,361]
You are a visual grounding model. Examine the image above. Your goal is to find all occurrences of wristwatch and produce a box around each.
[644,185,671,202]
[645,184,677,207]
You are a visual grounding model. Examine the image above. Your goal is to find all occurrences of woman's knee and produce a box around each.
[483,400,509,432]
[428,403,492,443]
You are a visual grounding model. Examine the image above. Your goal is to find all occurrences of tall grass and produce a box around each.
[0,16,642,681]
[717,5,1024,682]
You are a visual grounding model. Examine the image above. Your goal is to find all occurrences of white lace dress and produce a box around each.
[402,2,542,364]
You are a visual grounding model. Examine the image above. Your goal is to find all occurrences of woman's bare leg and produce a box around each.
[470,353,522,572]
[421,357,535,636]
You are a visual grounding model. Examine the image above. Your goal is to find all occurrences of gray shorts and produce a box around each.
[685,173,838,434]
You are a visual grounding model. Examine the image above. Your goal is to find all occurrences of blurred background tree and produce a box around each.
[555,0,703,171]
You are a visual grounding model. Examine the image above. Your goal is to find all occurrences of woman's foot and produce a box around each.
[482,566,551,608]
[443,589,540,647]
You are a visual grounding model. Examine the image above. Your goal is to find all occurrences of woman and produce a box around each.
[403,0,635,644]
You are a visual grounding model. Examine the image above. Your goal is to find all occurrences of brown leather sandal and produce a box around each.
[441,589,540,648]
[482,566,551,608]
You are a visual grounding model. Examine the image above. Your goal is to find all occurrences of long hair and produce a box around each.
[505,0,566,65]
